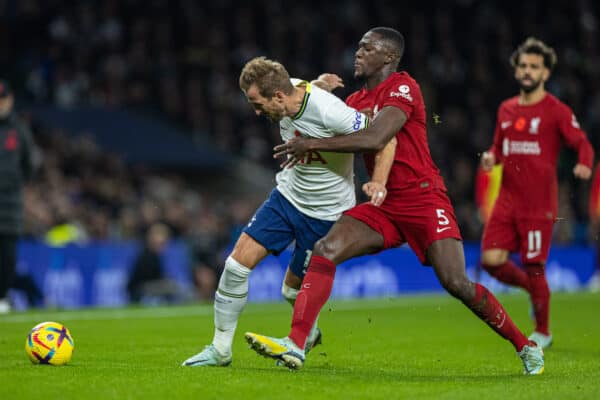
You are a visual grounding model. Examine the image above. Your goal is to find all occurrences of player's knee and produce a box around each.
[313,237,339,261]
[281,282,298,305]
[481,250,507,268]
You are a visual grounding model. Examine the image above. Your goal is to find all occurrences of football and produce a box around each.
[25,321,74,365]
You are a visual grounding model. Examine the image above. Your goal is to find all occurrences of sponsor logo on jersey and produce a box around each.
[294,130,328,164]
[389,84,413,102]
[353,111,363,131]
[502,138,541,156]
[529,117,541,134]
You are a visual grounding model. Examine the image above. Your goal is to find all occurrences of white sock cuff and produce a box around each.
[225,256,252,277]
[281,282,299,302]
[217,256,251,298]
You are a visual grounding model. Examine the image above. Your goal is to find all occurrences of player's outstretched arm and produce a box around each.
[363,137,396,206]
[310,74,344,92]
[274,106,406,163]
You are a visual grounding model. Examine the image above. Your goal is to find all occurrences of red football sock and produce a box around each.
[482,260,529,291]
[526,264,550,335]
[468,283,529,351]
[288,255,336,349]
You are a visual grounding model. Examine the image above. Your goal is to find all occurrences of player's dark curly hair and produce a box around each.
[239,56,294,98]
[510,37,557,71]
[369,27,405,62]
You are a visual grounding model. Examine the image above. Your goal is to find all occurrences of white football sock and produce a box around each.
[281,282,320,345]
[212,256,251,356]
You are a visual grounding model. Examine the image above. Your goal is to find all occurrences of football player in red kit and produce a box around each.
[245,27,545,375]
[480,38,593,349]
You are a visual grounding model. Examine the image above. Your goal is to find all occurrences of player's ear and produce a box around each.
[274,90,286,102]
[542,67,550,82]
[385,51,394,64]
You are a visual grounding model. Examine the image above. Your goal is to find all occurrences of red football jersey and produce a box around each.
[488,93,593,217]
[345,72,445,192]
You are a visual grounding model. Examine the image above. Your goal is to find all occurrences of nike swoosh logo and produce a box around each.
[184,359,208,366]
[526,251,540,259]
[436,227,451,233]
[501,121,512,129]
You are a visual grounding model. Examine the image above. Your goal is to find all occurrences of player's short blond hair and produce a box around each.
[510,37,557,71]
[239,56,294,98]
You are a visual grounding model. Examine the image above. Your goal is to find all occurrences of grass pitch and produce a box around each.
[1,292,599,400]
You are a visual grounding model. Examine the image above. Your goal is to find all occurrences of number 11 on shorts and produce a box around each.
[526,230,542,259]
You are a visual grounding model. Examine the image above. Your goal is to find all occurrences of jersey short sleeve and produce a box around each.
[321,98,369,135]
[380,75,419,119]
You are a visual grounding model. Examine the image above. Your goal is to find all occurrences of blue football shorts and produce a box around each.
[243,188,335,278]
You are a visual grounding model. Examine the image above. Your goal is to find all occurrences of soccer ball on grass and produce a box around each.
[25,321,74,365]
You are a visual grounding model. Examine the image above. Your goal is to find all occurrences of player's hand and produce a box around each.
[573,163,592,180]
[314,73,344,92]
[274,137,310,168]
[362,181,387,206]
[480,151,495,171]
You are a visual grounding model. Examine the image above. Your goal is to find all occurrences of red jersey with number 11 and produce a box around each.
[488,94,593,218]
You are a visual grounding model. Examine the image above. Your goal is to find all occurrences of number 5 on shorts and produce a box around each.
[436,209,451,233]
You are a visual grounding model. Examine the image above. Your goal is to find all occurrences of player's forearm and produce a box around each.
[311,79,331,92]
[371,137,397,185]
[576,138,594,167]
[305,131,386,153]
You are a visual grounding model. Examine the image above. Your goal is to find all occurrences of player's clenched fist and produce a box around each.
[480,151,496,171]
[362,181,387,207]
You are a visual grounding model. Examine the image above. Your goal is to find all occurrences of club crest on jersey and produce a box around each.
[529,117,541,134]
[390,84,413,102]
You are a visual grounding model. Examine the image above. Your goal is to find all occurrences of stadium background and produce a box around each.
[2,0,599,308]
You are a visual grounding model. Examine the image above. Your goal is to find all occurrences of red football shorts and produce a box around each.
[344,187,462,265]
[482,200,554,264]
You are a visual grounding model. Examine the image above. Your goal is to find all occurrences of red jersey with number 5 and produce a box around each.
[345,72,446,192]
[488,94,593,218]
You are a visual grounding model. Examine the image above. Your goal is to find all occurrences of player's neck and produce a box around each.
[519,87,546,106]
[287,86,307,116]
[365,69,394,90]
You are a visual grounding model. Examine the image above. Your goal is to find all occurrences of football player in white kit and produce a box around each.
[182,57,396,367]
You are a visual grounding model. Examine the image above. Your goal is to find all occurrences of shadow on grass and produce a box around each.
[235,364,524,382]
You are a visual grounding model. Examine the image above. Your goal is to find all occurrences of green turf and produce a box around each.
[1,292,599,400]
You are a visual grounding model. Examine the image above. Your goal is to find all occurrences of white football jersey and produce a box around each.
[276,79,369,221]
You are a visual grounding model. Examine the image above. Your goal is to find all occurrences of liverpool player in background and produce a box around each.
[480,38,593,349]
[245,27,545,375]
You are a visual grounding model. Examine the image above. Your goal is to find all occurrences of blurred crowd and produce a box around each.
[2,0,600,250]
[20,117,256,298]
